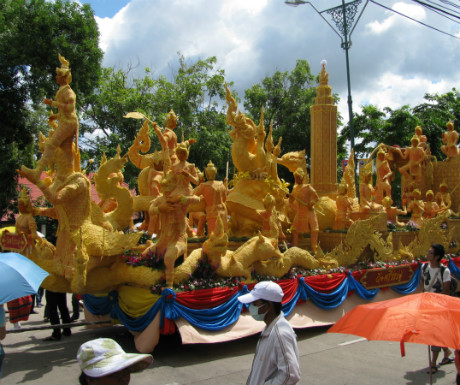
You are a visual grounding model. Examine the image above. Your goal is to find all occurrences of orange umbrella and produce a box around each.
[328,292,460,384]
[329,292,460,354]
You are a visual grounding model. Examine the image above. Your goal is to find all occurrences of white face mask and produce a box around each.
[249,303,267,321]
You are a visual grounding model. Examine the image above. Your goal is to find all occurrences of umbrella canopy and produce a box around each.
[0,252,49,304]
[328,292,460,355]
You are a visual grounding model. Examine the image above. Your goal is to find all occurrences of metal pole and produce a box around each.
[341,0,354,151]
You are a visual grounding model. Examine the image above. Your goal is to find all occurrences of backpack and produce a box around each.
[422,263,459,296]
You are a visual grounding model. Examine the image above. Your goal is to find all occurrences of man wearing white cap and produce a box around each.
[238,281,300,385]
[77,338,153,385]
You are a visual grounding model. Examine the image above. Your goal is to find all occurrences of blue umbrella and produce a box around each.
[0,252,49,304]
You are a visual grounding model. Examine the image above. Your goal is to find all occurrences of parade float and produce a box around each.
[2,55,460,352]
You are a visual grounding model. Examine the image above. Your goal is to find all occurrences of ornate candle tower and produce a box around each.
[310,60,337,196]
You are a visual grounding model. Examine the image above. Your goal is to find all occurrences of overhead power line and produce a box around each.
[370,0,460,39]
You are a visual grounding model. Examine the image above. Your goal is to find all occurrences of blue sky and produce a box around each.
[82,0,129,18]
[77,0,460,131]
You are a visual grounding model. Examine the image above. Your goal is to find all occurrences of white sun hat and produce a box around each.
[77,338,153,378]
[238,281,284,304]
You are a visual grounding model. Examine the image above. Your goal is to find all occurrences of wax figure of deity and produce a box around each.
[359,165,376,214]
[414,126,428,149]
[394,136,426,183]
[382,196,407,227]
[407,188,424,227]
[441,120,459,159]
[172,143,200,196]
[152,110,196,166]
[333,183,354,230]
[143,169,200,288]
[15,189,41,249]
[188,171,206,237]
[256,193,285,245]
[375,147,393,204]
[21,54,78,183]
[290,168,319,252]
[193,161,228,235]
[436,181,452,214]
[402,182,415,208]
[423,190,440,219]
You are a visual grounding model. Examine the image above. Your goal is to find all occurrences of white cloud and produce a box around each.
[366,2,426,34]
[91,0,460,132]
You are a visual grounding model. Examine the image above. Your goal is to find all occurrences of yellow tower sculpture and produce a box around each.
[310,60,338,196]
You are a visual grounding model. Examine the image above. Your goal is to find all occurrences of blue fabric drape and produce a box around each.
[347,271,379,300]
[82,291,117,315]
[304,275,349,309]
[392,264,422,294]
[83,263,424,332]
[448,259,460,280]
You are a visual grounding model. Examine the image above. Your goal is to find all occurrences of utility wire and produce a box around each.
[425,0,460,14]
[412,0,460,20]
[370,0,460,39]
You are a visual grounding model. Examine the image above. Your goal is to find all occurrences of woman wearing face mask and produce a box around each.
[238,281,301,385]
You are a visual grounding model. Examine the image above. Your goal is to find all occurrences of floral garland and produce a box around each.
[123,230,460,293]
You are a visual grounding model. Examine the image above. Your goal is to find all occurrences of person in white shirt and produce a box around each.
[422,243,453,373]
[238,281,300,385]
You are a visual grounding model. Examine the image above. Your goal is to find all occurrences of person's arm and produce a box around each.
[441,268,451,295]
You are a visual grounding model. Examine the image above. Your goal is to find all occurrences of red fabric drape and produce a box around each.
[304,273,347,293]
[277,279,299,303]
[176,286,241,309]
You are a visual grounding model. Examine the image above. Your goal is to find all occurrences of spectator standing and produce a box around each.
[238,281,300,385]
[422,243,454,373]
[43,290,71,341]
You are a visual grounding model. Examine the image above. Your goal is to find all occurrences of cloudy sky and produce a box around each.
[80,0,460,126]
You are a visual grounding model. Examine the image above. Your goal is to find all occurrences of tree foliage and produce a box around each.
[0,0,103,219]
[81,55,234,188]
[340,89,460,162]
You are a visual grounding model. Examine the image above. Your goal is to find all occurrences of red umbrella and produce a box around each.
[328,292,460,384]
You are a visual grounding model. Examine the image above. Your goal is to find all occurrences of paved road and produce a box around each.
[2,300,458,385]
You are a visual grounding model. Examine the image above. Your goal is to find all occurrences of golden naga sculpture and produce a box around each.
[93,147,134,231]
[128,120,164,233]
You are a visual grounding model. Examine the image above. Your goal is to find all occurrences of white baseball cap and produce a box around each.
[238,281,284,304]
[77,338,153,378]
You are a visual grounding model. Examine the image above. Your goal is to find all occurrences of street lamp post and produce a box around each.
[285,0,369,152]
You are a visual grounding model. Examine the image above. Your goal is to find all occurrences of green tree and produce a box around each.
[0,0,103,219]
[340,105,418,160]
